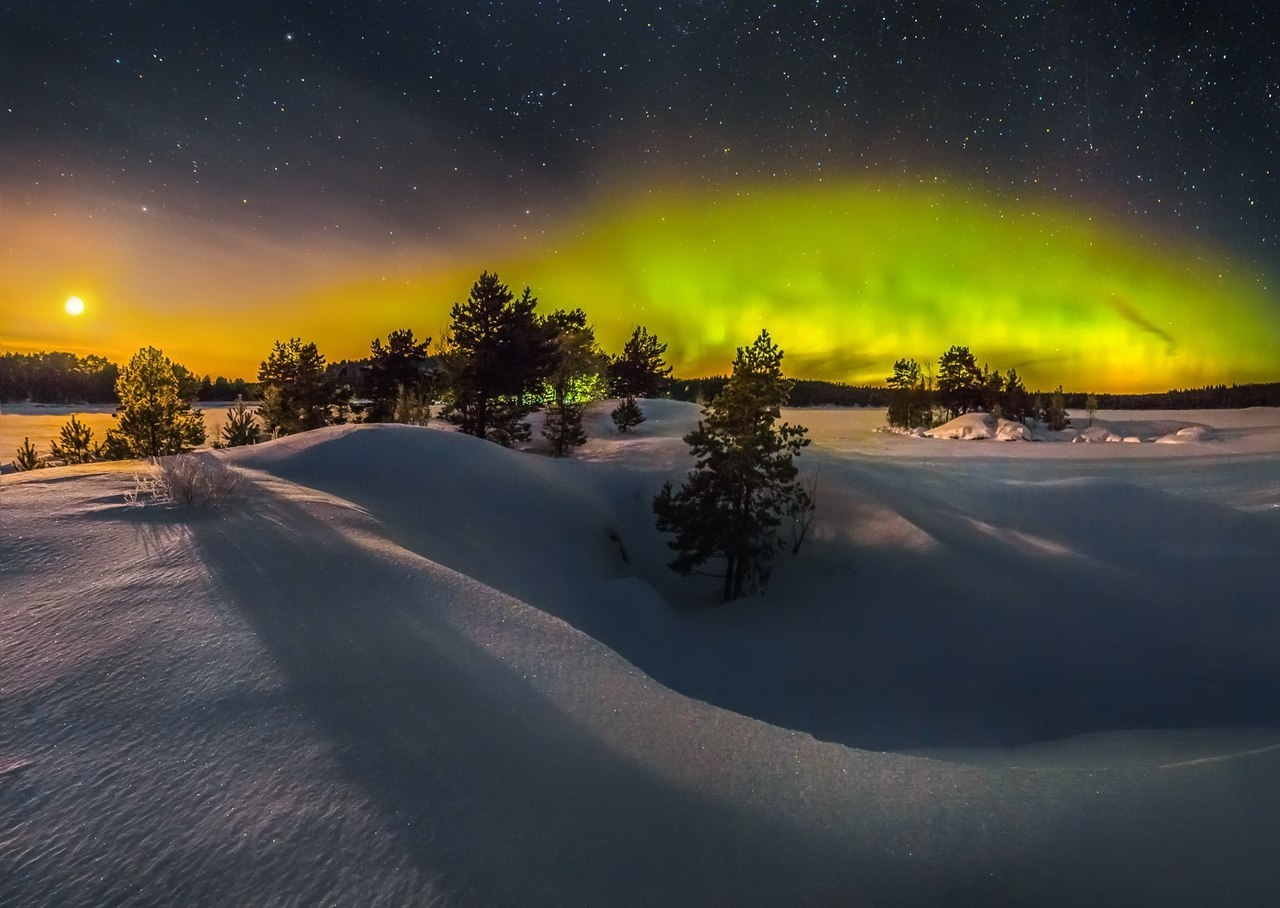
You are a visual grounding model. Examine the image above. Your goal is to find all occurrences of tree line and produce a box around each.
[0,350,256,405]
[9,271,675,467]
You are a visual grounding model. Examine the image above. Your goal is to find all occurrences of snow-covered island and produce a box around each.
[3,401,1279,905]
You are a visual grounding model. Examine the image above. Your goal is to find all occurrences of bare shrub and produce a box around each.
[125,453,244,508]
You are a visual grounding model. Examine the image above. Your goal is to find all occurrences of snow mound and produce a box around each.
[925,412,996,440]
[1156,425,1212,444]
[5,412,1280,904]
[995,418,1032,442]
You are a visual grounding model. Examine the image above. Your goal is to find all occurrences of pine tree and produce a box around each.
[980,364,1005,417]
[109,346,206,457]
[542,308,605,456]
[937,345,984,418]
[364,329,432,422]
[49,414,100,464]
[653,330,814,602]
[14,437,43,471]
[1046,385,1070,430]
[609,325,672,397]
[611,395,645,433]
[1003,369,1032,423]
[886,358,923,429]
[257,338,331,435]
[220,400,263,447]
[1085,393,1099,427]
[439,272,555,445]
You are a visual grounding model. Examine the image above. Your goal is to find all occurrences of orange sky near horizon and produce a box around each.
[4,181,1279,393]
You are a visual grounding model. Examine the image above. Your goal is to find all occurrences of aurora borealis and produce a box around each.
[2,2,1278,390]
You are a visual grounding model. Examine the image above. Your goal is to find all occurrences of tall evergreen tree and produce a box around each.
[363,328,432,422]
[609,325,672,398]
[936,345,984,418]
[653,330,814,602]
[438,272,555,445]
[1003,368,1032,423]
[541,308,605,456]
[1046,384,1070,430]
[886,358,930,429]
[106,347,206,457]
[257,338,331,435]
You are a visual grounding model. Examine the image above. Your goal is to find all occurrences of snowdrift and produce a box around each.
[4,404,1280,905]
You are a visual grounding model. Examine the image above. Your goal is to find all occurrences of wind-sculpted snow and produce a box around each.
[4,404,1280,905]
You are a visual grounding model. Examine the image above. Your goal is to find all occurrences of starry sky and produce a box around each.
[2,0,1278,390]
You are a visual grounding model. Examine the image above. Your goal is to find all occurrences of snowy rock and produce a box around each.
[1156,425,1211,444]
[925,412,996,440]
[995,419,1032,441]
[1077,426,1122,443]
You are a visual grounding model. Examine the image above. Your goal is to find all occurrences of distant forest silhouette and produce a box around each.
[663,376,1280,411]
[3,349,1279,411]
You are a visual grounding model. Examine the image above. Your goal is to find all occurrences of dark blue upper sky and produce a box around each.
[2,1,1276,272]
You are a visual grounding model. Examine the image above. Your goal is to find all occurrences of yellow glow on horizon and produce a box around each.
[2,180,1278,392]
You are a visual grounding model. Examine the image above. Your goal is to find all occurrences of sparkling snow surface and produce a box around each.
[3,402,1279,905]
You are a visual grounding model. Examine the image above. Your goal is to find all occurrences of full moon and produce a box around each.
[65,296,85,316]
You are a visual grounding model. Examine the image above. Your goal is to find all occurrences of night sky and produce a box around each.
[3,1,1278,390]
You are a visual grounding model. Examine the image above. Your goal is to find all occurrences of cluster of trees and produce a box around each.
[11,271,677,470]
[247,271,672,456]
[0,352,119,403]
[0,350,256,405]
[11,347,235,470]
[885,345,1069,430]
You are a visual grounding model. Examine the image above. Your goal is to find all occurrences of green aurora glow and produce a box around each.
[497,182,1280,392]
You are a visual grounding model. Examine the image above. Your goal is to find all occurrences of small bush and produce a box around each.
[611,395,645,433]
[125,453,244,508]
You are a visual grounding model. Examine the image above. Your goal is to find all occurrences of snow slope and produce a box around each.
[3,401,1280,905]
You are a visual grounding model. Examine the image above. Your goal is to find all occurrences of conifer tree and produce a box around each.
[1085,393,1099,427]
[937,345,984,418]
[257,338,331,435]
[541,308,604,456]
[980,364,1006,417]
[14,437,43,471]
[364,328,432,422]
[886,358,926,429]
[1003,369,1032,423]
[49,414,100,464]
[611,395,645,433]
[1046,385,1070,430]
[439,272,555,445]
[219,400,263,447]
[610,325,672,398]
[108,346,206,457]
[653,330,814,602]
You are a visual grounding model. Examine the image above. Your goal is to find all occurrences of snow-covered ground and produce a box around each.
[3,401,1279,905]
